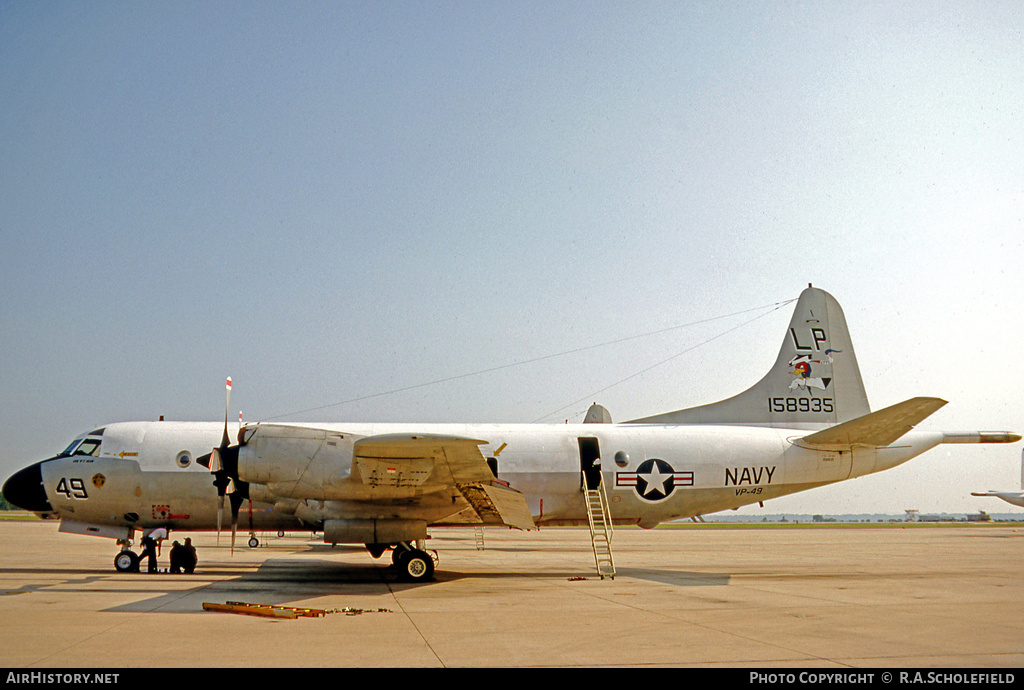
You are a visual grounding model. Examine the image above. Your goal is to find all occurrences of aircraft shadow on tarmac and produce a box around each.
[2,552,732,617]
[98,557,431,614]
[2,554,729,616]
[96,558,731,614]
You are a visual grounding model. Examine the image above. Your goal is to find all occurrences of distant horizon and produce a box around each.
[699,511,1023,522]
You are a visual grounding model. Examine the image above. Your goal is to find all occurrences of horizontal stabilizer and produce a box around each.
[798,397,948,450]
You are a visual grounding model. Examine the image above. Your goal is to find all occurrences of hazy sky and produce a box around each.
[2,1,1022,515]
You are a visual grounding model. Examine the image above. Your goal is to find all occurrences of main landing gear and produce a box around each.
[367,541,437,582]
[393,546,435,582]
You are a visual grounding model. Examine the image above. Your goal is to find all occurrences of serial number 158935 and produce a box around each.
[769,397,834,413]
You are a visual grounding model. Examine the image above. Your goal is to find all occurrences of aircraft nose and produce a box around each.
[2,461,54,513]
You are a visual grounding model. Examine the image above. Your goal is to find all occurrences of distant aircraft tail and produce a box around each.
[628,285,871,429]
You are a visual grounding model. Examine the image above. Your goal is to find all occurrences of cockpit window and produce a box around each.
[60,438,84,456]
[74,439,101,457]
[58,432,104,458]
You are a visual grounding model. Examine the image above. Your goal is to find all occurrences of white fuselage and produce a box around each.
[34,419,946,538]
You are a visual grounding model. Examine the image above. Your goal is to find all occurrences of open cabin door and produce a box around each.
[578,436,602,490]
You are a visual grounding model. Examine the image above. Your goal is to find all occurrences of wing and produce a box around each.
[351,433,535,530]
[352,433,493,487]
[241,426,534,530]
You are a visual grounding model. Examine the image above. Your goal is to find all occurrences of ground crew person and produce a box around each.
[182,537,197,573]
[169,541,184,573]
[140,535,158,573]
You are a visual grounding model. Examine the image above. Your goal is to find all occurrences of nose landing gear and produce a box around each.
[114,549,140,572]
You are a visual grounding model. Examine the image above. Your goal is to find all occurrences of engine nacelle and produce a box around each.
[238,425,356,499]
[323,518,427,545]
[245,483,279,506]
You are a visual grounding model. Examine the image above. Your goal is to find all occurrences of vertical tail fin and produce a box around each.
[627,286,870,428]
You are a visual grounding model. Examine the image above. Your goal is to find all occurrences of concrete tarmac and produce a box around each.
[0,519,1022,668]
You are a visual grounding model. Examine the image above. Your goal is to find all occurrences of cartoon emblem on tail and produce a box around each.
[788,349,840,391]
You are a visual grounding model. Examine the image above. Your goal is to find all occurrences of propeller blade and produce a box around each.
[229,490,247,555]
[220,377,232,449]
[208,376,250,554]
[228,482,248,556]
[209,448,223,474]
[217,494,224,546]
[219,446,239,479]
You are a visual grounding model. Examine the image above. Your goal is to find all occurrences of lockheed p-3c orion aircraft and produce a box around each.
[4,286,1018,581]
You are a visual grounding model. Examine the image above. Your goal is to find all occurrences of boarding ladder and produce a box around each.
[583,471,615,579]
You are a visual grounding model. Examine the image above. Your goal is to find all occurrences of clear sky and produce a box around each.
[2,1,1022,515]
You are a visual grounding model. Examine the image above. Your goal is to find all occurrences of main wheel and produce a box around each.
[391,547,407,567]
[398,549,435,582]
[114,550,140,573]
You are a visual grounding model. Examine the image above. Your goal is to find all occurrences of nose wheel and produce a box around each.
[114,550,140,573]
